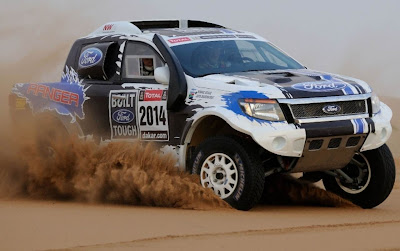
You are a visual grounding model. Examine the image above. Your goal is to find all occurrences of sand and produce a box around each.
[0,188,399,250]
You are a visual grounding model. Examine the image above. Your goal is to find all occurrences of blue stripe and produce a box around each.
[354,119,364,134]
[343,85,354,95]
[353,119,359,134]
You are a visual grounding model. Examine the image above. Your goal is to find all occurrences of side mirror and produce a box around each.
[155,66,170,85]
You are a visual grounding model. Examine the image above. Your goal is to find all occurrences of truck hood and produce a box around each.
[200,69,371,99]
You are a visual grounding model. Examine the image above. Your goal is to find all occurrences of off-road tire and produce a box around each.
[191,136,264,210]
[323,144,395,208]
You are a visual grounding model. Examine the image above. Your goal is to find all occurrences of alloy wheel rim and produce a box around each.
[336,153,371,194]
[200,153,238,199]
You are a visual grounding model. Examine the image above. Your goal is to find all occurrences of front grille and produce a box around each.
[290,100,367,119]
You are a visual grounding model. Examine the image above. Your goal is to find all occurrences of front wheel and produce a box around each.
[323,144,396,208]
[191,136,264,210]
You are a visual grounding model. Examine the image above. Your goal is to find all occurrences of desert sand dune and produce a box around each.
[1,189,400,250]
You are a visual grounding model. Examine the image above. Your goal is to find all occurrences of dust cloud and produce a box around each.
[0,117,354,209]
[0,120,230,210]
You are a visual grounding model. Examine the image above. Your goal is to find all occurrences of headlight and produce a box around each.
[239,99,285,121]
[371,92,381,114]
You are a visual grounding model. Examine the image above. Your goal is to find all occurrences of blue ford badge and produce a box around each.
[292,82,347,92]
[112,109,134,124]
[79,48,103,68]
[322,104,342,115]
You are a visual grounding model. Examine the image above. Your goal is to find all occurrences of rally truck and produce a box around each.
[9,20,395,210]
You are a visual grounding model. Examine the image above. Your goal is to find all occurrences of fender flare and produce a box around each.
[182,107,252,145]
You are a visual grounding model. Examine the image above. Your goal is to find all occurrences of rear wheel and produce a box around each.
[323,144,395,208]
[191,136,264,210]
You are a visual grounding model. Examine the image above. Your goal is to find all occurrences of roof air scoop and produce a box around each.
[88,21,142,37]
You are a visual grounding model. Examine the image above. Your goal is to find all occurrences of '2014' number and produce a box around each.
[139,106,167,126]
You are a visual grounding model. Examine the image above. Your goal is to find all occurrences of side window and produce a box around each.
[123,42,164,81]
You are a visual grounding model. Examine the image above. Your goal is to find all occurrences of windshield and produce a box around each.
[171,40,305,77]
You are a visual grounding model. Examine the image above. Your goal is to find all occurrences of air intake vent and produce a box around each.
[346,136,361,147]
[309,140,323,150]
[328,138,342,149]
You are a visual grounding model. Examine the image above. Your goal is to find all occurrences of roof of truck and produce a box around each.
[87,20,225,36]
[85,20,264,45]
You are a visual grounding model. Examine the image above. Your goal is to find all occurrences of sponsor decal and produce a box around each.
[79,48,103,68]
[291,82,347,92]
[196,90,214,100]
[188,89,197,100]
[138,90,169,141]
[199,35,236,39]
[26,84,80,107]
[109,91,138,139]
[233,153,245,201]
[139,90,167,102]
[12,66,88,122]
[221,29,236,34]
[322,104,342,115]
[112,109,134,124]
[103,24,114,31]
[109,89,169,141]
[236,35,256,39]
[140,130,169,140]
[168,37,191,44]
[161,28,222,37]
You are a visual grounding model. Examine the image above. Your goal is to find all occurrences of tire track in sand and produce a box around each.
[60,219,400,250]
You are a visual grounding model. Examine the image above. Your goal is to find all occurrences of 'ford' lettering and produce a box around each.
[112,109,134,124]
[322,104,342,115]
[292,82,347,92]
[79,48,103,68]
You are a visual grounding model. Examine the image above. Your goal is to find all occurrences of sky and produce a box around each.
[0,0,399,97]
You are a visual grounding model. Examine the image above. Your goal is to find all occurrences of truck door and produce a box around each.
[108,41,169,142]
[75,40,168,143]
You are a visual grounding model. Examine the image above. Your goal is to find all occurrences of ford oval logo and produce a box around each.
[79,48,103,68]
[292,82,347,92]
[112,109,134,124]
[322,104,342,115]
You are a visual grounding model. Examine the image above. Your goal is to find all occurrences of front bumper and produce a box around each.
[361,102,392,152]
[247,102,392,157]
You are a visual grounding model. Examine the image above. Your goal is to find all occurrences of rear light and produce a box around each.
[9,94,27,110]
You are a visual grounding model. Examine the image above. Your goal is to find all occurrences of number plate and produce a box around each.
[138,90,169,141]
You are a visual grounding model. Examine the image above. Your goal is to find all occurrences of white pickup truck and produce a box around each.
[10,20,395,210]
